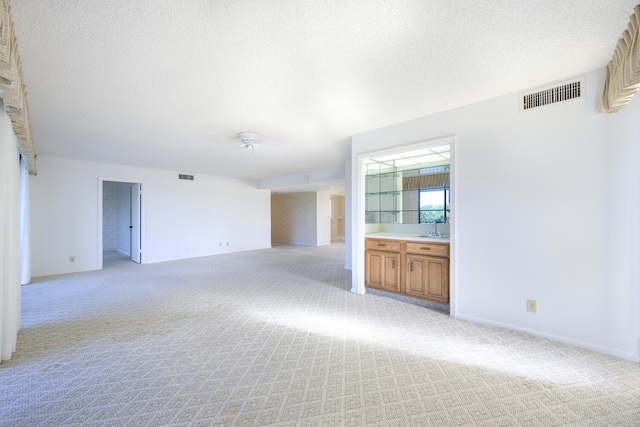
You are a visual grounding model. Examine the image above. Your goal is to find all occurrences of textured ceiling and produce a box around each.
[10,1,638,181]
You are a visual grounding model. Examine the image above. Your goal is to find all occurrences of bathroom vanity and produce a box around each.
[365,234,450,304]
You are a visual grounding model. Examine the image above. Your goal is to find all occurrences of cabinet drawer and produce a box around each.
[366,239,401,252]
[405,242,449,257]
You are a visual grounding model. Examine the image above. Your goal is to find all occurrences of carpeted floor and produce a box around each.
[1,243,639,426]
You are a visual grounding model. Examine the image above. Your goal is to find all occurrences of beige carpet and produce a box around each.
[1,243,639,426]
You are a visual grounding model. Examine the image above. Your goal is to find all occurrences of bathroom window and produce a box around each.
[419,188,449,224]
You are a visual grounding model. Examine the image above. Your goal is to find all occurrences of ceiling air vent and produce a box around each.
[520,77,585,112]
[178,173,194,181]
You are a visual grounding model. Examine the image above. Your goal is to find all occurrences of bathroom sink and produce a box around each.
[417,234,449,239]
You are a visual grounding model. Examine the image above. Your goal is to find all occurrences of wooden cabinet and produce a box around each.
[366,250,401,292]
[405,241,449,257]
[405,253,449,304]
[405,241,449,303]
[365,239,401,292]
[365,237,450,304]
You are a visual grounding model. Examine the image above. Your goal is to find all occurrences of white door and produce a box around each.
[130,183,142,263]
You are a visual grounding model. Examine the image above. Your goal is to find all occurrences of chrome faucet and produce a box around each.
[429,222,442,238]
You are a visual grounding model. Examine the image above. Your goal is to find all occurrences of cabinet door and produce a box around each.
[406,254,449,303]
[365,250,401,292]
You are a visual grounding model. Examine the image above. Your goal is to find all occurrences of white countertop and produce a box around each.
[365,232,450,243]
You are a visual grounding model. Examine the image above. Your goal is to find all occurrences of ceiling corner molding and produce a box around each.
[600,4,640,114]
[0,0,36,174]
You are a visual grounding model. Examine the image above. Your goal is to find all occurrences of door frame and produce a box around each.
[130,183,142,263]
[351,135,457,317]
[98,177,145,268]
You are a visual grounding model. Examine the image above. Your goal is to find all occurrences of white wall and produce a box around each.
[271,191,334,246]
[271,192,318,245]
[350,67,640,362]
[260,167,345,192]
[30,156,271,276]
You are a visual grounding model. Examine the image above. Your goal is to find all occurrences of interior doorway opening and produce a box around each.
[101,180,142,267]
[330,194,345,243]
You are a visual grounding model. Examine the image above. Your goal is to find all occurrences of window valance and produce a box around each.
[0,0,36,174]
[600,4,640,114]
[402,172,449,190]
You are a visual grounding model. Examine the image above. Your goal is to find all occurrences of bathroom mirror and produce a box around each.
[365,145,450,224]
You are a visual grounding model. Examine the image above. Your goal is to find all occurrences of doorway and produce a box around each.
[352,135,456,315]
[330,194,345,243]
[101,180,142,267]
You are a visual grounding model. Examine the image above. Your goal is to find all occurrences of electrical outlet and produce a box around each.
[219,242,222,247]
[226,242,229,246]
[69,256,74,262]
[527,299,537,313]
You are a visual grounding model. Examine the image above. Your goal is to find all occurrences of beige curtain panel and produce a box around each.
[0,0,36,174]
[600,4,640,114]
[402,172,449,190]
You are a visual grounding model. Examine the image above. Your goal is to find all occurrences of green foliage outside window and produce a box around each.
[419,188,449,224]
[420,206,447,223]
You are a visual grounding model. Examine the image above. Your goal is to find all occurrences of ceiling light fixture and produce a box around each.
[238,131,260,157]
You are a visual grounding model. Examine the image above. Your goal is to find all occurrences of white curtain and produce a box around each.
[20,155,30,285]
[0,106,21,362]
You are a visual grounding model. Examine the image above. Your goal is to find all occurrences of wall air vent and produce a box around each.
[520,77,585,112]
[178,174,194,181]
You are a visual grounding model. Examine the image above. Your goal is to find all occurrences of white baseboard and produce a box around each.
[455,313,640,363]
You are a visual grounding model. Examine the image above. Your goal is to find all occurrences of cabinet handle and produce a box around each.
[410,262,413,272]
[377,243,386,247]
[392,259,395,269]
[421,247,431,250]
